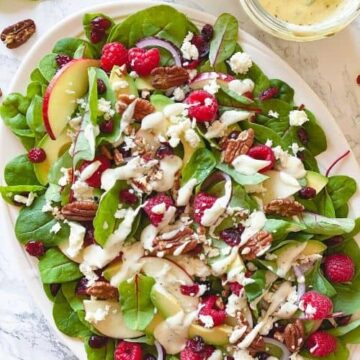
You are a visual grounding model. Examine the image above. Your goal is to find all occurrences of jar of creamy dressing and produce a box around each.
[239,0,360,41]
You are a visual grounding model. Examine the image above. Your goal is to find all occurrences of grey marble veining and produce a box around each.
[0,0,359,358]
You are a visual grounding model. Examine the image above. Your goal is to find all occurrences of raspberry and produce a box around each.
[298,186,317,199]
[191,35,209,58]
[144,193,174,226]
[101,42,128,72]
[99,120,114,133]
[185,90,218,123]
[193,192,217,224]
[306,331,337,357]
[324,253,355,283]
[25,241,45,257]
[119,189,138,205]
[186,336,205,353]
[114,341,142,360]
[28,147,46,163]
[180,342,214,360]
[247,145,275,172]
[219,226,244,247]
[79,155,111,188]
[300,291,333,320]
[97,79,107,94]
[259,87,279,101]
[199,295,226,326]
[55,54,72,68]
[128,47,160,76]
[180,284,200,296]
[201,24,214,42]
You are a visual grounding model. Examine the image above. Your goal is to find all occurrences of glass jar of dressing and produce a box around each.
[239,0,360,41]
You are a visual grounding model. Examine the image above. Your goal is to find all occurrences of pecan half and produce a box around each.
[264,199,305,217]
[284,319,305,353]
[117,94,155,121]
[151,66,189,89]
[240,230,272,260]
[1,19,36,49]
[221,128,254,164]
[151,227,199,256]
[61,201,98,221]
[86,281,119,300]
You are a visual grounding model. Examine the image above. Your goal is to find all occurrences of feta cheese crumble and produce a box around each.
[228,51,253,75]
[289,110,309,126]
[268,110,279,118]
[203,79,220,95]
[228,79,254,95]
[181,32,199,61]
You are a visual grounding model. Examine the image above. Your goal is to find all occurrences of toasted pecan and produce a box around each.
[1,19,36,49]
[284,319,305,353]
[221,128,254,164]
[240,230,272,261]
[264,199,305,217]
[117,94,155,121]
[151,66,189,89]
[86,281,119,300]
[61,201,98,222]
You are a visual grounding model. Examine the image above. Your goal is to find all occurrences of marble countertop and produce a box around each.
[0,0,359,358]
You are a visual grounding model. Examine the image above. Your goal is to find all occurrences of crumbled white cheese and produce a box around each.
[66,221,86,258]
[14,192,36,207]
[199,314,214,328]
[184,128,200,148]
[290,142,305,156]
[58,167,71,187]
[173,87,186,101]
[71,180,94,201]
[112,79,129,91]
[228,79,254,95]
[69,115,82,130]
[77,98,87,109]
[98,98,115,120]
[181,32,199,60]
[228,52,253,75]
[187,69,198,81]
[289,110,309,126]
[79,262,99,286]
[129,71,139,78]
[50,222,61,234]
[203,79,220,95]
[233,349,255,360]
[268,110,279,118]
[85,305,110,324]
[207,349,223,360]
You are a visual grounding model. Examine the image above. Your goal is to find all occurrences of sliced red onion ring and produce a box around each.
[200,171,232,192]
[293,265,306,301]
[155,340,165,360]
[264,337,291,360]
[136,37,182,67]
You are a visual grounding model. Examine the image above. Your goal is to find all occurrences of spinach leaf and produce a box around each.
[15,195,70,246]
[245,270,266,302]
[62,282,84,311]
[181,148,217,185]
[26,95,45,140]
[299,213,355,236]
[27,81,43,98]
[269,79,294,104]
[30,68,48,84]
[38,53,58,82]
[39,248,82,284]
[53,289,91,338]
[264,219,305,242]
[88,67,99,124]
[302,110,327,156]
[209,13,238,67]
[230,183,258,211]
[328,319,360,338]
[108,5,188,47]
[4,154,40,186]
[83,13,114,51]
[85,338,115,360]
[217,86,253,108]
[53,37,97,58]
[217,162,268,185]
[241,62,270,96]
[0,185,45,204]
[119,274,155,331]
[327,176,357,211]
[242,122,282,147]
[306,260,336,298]
[94,181,127,246]
[48,151,73,185]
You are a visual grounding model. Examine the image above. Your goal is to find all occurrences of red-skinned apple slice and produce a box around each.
[189,72,235,90]
[43,58,100,140]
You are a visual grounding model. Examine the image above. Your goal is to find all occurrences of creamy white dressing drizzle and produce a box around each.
[176,178,198,206]
[232,155,271,175]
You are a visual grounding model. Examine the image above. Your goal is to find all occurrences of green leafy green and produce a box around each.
[26,95,45,140]
[85,338,115,360]
[327,176,357,211]
[217,162,268,185]
[269,79,294,104]
[264,219,306,242]
[0,185,45,204]
[15,195,70,246]
[4,154,40,186]
[217,86,253,108]
[53,37,97,58]
[245,270,266,302]
[328,319,360,338]
[119,274,155,331]
[209,13,238,66]
[38,53,58,82]
[83,13,114,51]
[306,260,336,298]
[39,248,82,284]
[242,121,282,147]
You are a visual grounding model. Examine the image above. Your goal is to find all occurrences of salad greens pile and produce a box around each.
[1,5,359,360]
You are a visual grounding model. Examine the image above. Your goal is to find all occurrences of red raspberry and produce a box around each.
[128,48,160,76]
[28,147,46,163]
[101,42,128,72]
[247,145,275,172]
[199,295,226,326]
[324,253,355,283]
[306,331,337,357]
[185,90,218,123]
[180,284,200,296]
[114,341,142,360]
[299,291,333,320]
[144,193,174,226]
[193,192,217,224]
[25,241,45,258]
[180,341,214,360]
[79,155,111,188]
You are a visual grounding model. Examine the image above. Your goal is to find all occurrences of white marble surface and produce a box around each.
[0,0,359,358]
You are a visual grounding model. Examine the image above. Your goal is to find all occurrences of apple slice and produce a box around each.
[43,58,100,140]
[83,299,143,339]
[189,72,235,90]
[33,130,71,185]
[140,256,199,313]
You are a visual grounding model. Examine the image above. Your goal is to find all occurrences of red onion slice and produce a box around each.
[200,171,232,192]
[293,265,306,301]
[155,340,165,360]
[264,337,291,360]
[136,37,182,67]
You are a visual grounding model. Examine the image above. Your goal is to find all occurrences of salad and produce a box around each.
[0,4,359,360]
